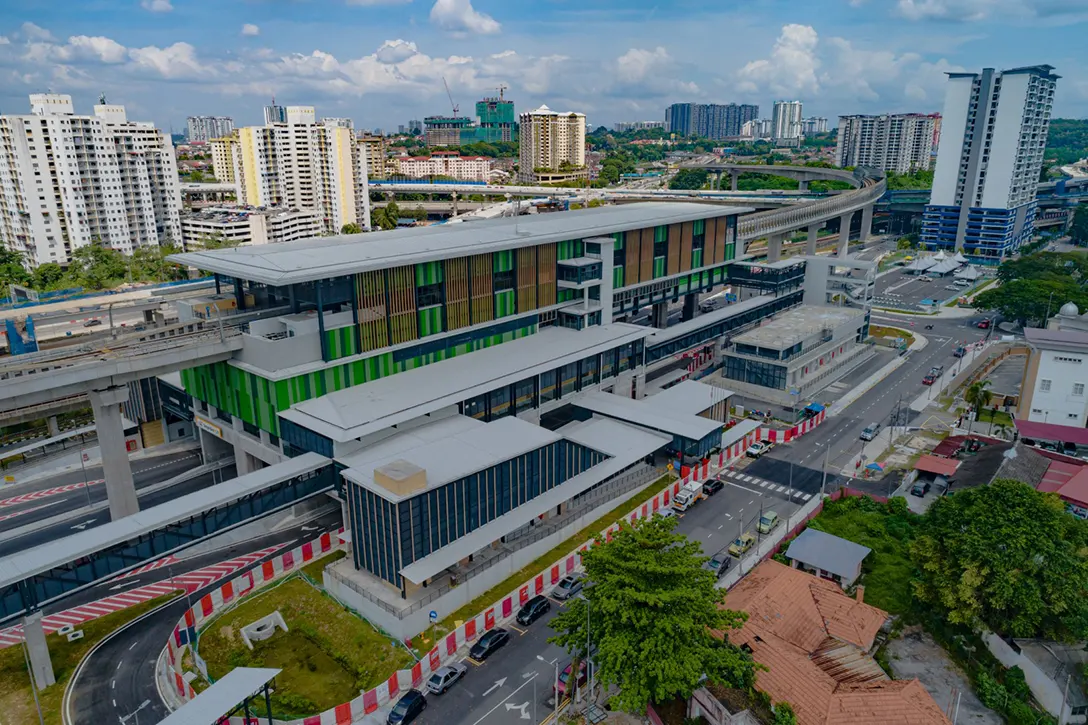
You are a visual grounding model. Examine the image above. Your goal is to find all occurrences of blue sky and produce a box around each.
[1,0,1086,132]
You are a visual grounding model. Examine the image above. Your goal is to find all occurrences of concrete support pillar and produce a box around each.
[633,372,646,400]
[451,192,459,217]
[730,171,739,192]
[768,233,785,263]
[24,611,55,690]
[799,179,809,192]
[47,416,59,437]
[88,385,139,520]
[234,443,254,476]
[838,211,854,258]
[651,301,669,329]
[806,223,820,256]
[681,293,697,322]
[860,203,874,243]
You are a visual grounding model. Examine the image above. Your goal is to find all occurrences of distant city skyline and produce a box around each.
[1,0,1086,132]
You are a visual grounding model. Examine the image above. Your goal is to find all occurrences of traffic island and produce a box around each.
[192,573,414,721]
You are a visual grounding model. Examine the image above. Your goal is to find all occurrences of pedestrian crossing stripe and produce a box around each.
[759,480,768,487]
[801,493,813,501]
[743,475,753,482]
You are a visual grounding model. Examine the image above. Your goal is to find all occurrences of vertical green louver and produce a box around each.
[692,248,703,269]
[557,240,584,261]
[492,250,514,273]
[612,267,623,289]
[415,260,444,286]
[418,306,444,337]
[725,243,736,261]
[693,219,705,235]
[653,257,666,279]
[325,326,359,361]
[654,226,668,243]
[494,289,516,318]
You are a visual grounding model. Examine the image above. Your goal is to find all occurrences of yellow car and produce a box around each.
[757,511,780,535]
[728,532,756,557]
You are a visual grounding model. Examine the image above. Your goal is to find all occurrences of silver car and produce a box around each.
[425,662,468,695]
[551,573,585,601]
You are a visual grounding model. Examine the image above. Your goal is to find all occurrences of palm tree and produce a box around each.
[964,380,992,435]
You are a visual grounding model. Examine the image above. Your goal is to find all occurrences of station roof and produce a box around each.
[398,423,666,585]
[559,417,673,458]
[644,293,781,347]
[0,452,330,594]
[648,380,733,417]
[731,306,862,351]
[168,202,750,286]
[279,324,650,442]
[339,415,563,502]
[158,667,281,725]
[573,391,723,441]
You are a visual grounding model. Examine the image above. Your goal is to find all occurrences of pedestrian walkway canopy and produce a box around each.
[903,257,938,273]
[158,667,280,725]
[0,452,334,623]
[954,265,982,281]
[573,391,724,458]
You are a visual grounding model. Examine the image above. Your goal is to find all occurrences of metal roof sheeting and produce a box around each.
[158,668,281,725]
[785,528,871,580]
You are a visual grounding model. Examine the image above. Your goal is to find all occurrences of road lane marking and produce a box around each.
[508,624,527,635]
[466,657,484,666]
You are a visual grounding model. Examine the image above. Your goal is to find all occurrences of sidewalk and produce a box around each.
[909,340,996,412]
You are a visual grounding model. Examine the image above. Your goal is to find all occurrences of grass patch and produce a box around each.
[197,576,414,720]
[868,324,914,348]
[437,473,676,633]
[300,549,346,585]
[0,591,180,725]
[807,495,918,615]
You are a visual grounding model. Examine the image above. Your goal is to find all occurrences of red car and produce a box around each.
[977,319,992,329]
[922,375,936,386]
[553,661,589,698]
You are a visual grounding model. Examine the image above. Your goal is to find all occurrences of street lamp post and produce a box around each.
[120,699,151,725]
[537,655,560,723]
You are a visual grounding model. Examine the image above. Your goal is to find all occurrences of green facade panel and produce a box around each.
[415,261,444,286]
[612,267,623,289]
[492,250,514,273]
[418,305,444,337]
[653,257,666,279]
[183,321,539,437]
[325,325,359,361]
[494,289,516,318]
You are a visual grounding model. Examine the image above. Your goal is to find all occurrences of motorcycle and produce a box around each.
[924,324,934,330]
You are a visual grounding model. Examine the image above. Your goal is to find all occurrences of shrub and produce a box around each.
[974,670,1008,711]
[1005,698,1036,725]
[1004,666,1031,702]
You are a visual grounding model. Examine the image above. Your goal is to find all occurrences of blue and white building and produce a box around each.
[921,65,1059,260]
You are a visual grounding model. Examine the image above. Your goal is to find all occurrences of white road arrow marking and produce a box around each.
[109,580,140,592]
[71,519,97,530]
[505,702,530,720]
[481,677,507,697]
[301,525,319,532]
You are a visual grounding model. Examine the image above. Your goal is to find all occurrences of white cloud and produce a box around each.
[615,47,670,84]
[894,0,1088,20]
[241,24,260,37]
[128,42,212,79]
[20,22,55,42]
[346,0,412,4]
[375,39,418,64]
[736,24,820,96]
[429,0,501,35]
[64,35,129,64]
[141,0,174,12]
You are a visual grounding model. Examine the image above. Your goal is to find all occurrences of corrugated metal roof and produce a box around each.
[785,529,872,580]
[158,668,280,725]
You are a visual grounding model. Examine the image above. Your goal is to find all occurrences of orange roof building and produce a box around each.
[710,560,950,725]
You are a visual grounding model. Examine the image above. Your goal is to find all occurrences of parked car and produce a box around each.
[468,628,510,661]
[387,690,427,725]
[922,374,936,385]
[706,551,731,578]
[554,661,589,697]
[516,595,551,626]
[911,481,931,497]
[930,365,944,378]
[745,441,773,459]
[977,319,992,329]
[654,507,676,520]
[757,511,780,535]
[83,318,102,327]
[944,285,959,291]
[953,346,967,358]
[425,663,467,695]
[551,573,585,601]
[702,479,724,496]
[860,423,880,441]
[728,532,756,557]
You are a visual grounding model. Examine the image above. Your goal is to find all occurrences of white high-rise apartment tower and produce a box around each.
[0,94,181,266]
[771,101,803,141]
[835,114,938,173]
[232,106,368,234]
[518,105,586,183]
[922,66,1058,257]
[187,116,235,143]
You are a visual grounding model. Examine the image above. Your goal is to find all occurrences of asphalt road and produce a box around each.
[0,459,234,556]
[875,268,977,310]
[67,510,343,725]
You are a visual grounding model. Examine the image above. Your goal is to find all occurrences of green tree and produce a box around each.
[1071,205,1088,246]
[548,515,756,714]
[0,248,30,290]
[340,223,363,235]
[668,168,709,191]
[897,238,914,250]
[773,702,798,725]
[32,262,65,290]
[911,479,1088,640]
[973,277,1088,327]
[68,242,128,289]
[964,380,992,434]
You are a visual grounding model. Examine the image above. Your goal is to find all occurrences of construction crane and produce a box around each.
[496,84,508,101]
[442,77,459,117]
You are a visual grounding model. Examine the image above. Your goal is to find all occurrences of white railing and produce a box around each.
[738,177,886,241]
